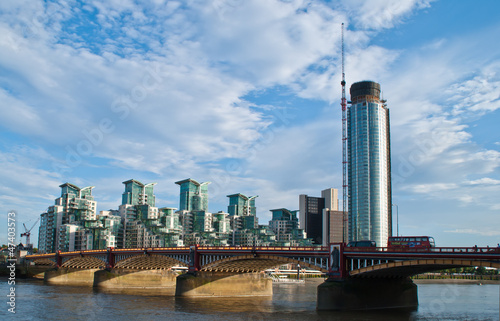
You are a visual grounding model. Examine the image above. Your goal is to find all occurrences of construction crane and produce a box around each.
[21,218,39,248]
[340,23,348,243]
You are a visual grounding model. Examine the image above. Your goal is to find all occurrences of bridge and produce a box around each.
[26,245,330,272]
[26,244,500,310]
[344,246,500,278]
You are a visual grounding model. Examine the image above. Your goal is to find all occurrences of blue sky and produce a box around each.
[1,0,499,247]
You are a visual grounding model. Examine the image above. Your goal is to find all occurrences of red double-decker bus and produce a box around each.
[387,236,435,250]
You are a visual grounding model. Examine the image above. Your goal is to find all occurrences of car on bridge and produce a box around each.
[346,240,377,248]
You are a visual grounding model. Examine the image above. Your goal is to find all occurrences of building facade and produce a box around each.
[269,208,312,246]
[122,179,156,207]
[299,188,340,245]
[348,81,392,247]
[175,179,210,212]
[38,179,317,251]
[37,183,121,253]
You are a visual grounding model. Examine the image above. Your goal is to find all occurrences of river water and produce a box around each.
[1,278,499,320]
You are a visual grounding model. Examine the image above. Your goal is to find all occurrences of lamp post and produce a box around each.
[392,204,399,236]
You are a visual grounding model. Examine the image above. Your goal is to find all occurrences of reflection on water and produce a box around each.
[2,278,498,321]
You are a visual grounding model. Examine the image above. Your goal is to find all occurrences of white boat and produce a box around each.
[270,274,305,283]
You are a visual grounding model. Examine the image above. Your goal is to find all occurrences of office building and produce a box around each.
[348,81,392,247]
[299,188,340,245]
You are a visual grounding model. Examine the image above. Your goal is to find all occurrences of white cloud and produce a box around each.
[405,183,458,194]
[444,228,500,237]
[340,0,433,30]
[447,62,500,116]
[465,177,500,186]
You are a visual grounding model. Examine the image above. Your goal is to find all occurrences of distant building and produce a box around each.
[121,179,184,248]
[227,193,257,216]
[122,179,156,207]
[227,193,260,246]
[38,183,121,253]
[175,179,210,212]
[38,206,62,254]
[175,179,230,246]
[96,210,122,249]
[38,183,97,253]
[299,188,340,245]
[38,179,322,251]
[326,210,345,244]
[269,208,312,246]
[348,81,392,247]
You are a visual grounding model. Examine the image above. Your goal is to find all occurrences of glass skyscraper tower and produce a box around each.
[347,81,392,247]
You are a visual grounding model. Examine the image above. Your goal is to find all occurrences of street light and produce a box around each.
[392,204,399,236]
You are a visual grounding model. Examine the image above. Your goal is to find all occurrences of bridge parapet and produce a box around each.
[197,246,330,273]
[342,246,500,278]
[26,246,330,273]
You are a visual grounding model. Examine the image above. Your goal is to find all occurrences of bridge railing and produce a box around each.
[198,246,329,252]
[344,246,500,254]
[26,246,330,260]
[429,247,500,253]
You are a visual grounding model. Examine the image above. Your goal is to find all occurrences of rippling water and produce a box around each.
[1,278,499,320]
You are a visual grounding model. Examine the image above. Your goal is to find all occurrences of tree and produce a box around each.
[475,266,486,275]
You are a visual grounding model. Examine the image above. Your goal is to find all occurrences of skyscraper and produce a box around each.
[175,178,210,212]
[227,193,257,216]
[299,188,341,245]
[38,183,98,253]
[122,179,156,207]
[348,81,392,247]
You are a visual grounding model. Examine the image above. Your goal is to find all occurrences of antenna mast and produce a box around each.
[341,23,348,243]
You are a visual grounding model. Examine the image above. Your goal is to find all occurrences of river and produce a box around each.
[1,278,499,320]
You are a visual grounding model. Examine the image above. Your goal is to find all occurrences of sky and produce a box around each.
[1,0,499,248]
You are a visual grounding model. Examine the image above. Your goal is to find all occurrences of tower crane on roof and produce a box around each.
[21,218,39,249]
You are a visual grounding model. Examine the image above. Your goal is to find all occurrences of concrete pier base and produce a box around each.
[93,269,178,295]
[317,277,418,311]
[175,272,273,297]
[18,265,52,279]
[44,268,99,286]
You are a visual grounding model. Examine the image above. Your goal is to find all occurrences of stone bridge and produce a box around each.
[27,245,329,272]
[26,244,500,310]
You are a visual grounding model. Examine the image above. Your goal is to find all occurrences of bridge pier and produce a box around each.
[317,277,418,311]
[18,264,52,279]
[93,268,178,294]
[175,272,272,297]
[44,268,100,286]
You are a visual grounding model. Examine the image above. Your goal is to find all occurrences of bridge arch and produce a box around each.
[351,259,500,278]
[114,254,188,269]
[61,256,106,269]
[32,258,56,267]
[201,254,328,273]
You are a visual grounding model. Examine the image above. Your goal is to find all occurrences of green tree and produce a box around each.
[475,266,486,275]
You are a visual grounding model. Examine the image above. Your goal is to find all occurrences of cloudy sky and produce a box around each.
[1,0,499,247]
